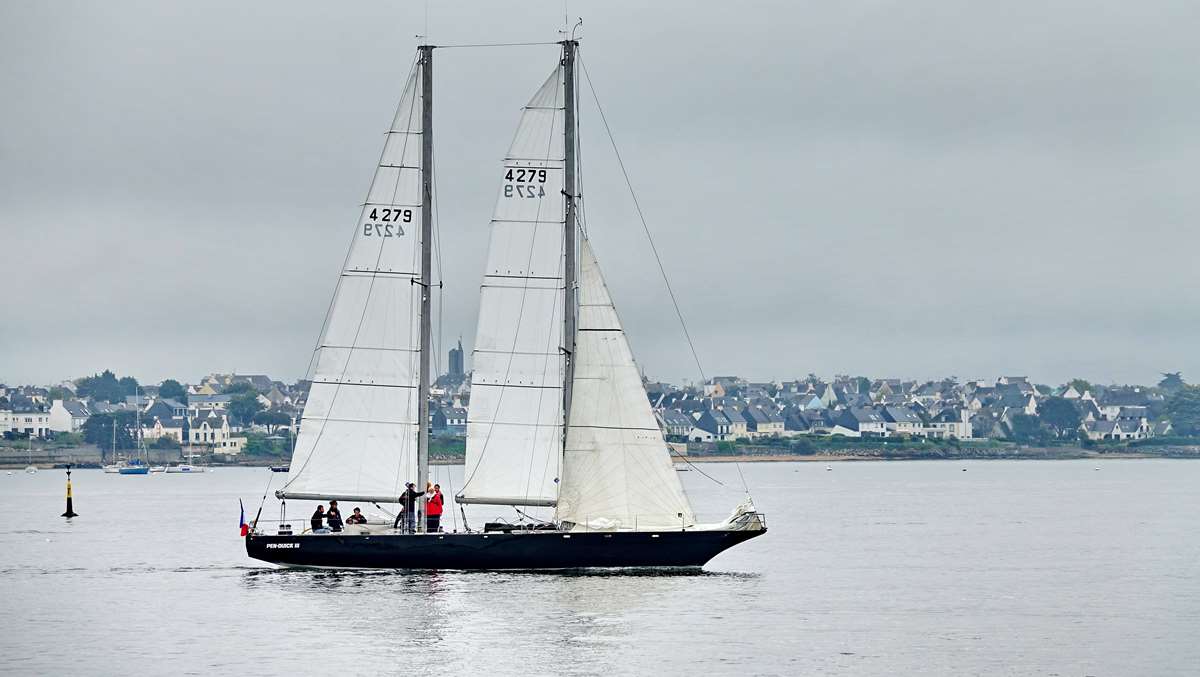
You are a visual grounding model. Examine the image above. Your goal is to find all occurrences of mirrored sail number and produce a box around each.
[503,167,547,199]
[363,207,411,237]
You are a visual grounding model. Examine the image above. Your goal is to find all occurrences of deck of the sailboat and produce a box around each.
[245,525,765,570]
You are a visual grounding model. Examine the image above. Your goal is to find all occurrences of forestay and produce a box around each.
[459,65,567,506]
[555,240,697,530]
[280,66,425,502]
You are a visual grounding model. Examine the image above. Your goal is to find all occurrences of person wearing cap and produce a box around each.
[326,499,343,532]
[393,482,424,533]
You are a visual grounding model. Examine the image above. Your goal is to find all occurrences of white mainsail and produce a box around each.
[555,240,697,530]
[279,66,425,502]
[459,65,567,506]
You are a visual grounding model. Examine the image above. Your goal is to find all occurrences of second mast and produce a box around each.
[416,44,434,529]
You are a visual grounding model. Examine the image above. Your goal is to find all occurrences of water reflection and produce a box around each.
[9,462,1197,675]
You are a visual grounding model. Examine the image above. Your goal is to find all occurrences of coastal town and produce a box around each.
[3,340,1197,468]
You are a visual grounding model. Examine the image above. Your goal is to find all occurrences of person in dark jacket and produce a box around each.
[426,484,444,533]
[326,500,343,532]
[310,505,326,532]
[393,483,424,532]
[346,507,367,525]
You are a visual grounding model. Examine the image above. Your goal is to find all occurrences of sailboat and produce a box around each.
[103,415,149,474]
[103,420,121,473]
[122,391,151,474]
[24,433,37,473]
[246,41,765,569]
[166,448,207,473]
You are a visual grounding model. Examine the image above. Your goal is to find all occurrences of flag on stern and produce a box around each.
[239,499,249,537]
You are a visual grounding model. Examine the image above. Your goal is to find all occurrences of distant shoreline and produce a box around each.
[6,447,1198,470]
[670,452,1197,463]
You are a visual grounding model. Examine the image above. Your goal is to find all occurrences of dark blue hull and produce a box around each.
[245,527,765,570]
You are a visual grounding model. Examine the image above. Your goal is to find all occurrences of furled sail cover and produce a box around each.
[280,66,424,502]
[555,240,696,529]
[459,65,566,506]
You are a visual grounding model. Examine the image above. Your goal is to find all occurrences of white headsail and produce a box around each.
[279,65,425,502]
[458,66,567,506]
[555,240,697,530]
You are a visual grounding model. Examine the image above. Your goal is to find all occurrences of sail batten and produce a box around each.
[280,64,426,501]
[459,65,567,507]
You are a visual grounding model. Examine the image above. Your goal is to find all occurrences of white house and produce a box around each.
[143,417,187,443]
[837,408,887,437]
[187,414,245,453]
[3,409,51,438]
[923,408,973,439]
[48,399,91,433]
[880,406,923,436]
[1081,419,1146,441]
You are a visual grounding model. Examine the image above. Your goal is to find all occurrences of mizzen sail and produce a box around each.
[555,240,696,529]
[459,65,567,506]
[279,65,426,502]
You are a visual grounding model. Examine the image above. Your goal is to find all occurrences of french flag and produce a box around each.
[239,499,249,537]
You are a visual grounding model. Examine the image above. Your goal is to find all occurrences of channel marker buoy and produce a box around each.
[61,465,78,518]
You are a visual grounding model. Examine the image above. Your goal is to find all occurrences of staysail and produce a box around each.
[279,65,426,502]
[555,240,697,530]
[458,65,567,506]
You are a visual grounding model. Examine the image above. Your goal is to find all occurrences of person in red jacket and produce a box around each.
[426,484,444,533]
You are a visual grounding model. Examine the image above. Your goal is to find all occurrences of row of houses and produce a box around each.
[649,374,1178,443]
[3,370,1184,448]
[665,402,973,442]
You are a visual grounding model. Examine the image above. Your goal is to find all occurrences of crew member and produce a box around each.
[426,484,444,533]
[326,499,343,532]
[393,482,423,533]
[310,504,326,533]
[346,507,367,525]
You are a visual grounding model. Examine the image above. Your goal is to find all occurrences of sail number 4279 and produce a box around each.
[503,168,547,199]
[362,207,411,237]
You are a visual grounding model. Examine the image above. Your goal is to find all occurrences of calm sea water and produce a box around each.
[1,460,1197,676]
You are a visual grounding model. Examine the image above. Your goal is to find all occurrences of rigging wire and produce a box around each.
[578,56,707,386]
[435,41,562,49]
[432,149,445,382]
[735,460,753,501]
[667,447,726,487]
[251,471,276,530]
[444,465,459,532]
[577,55,756,499]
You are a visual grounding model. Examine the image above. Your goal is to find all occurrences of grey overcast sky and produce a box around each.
[1,0,1197,388]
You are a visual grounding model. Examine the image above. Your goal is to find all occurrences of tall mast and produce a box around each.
[416,44,434,529]
[561,39,578,432]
